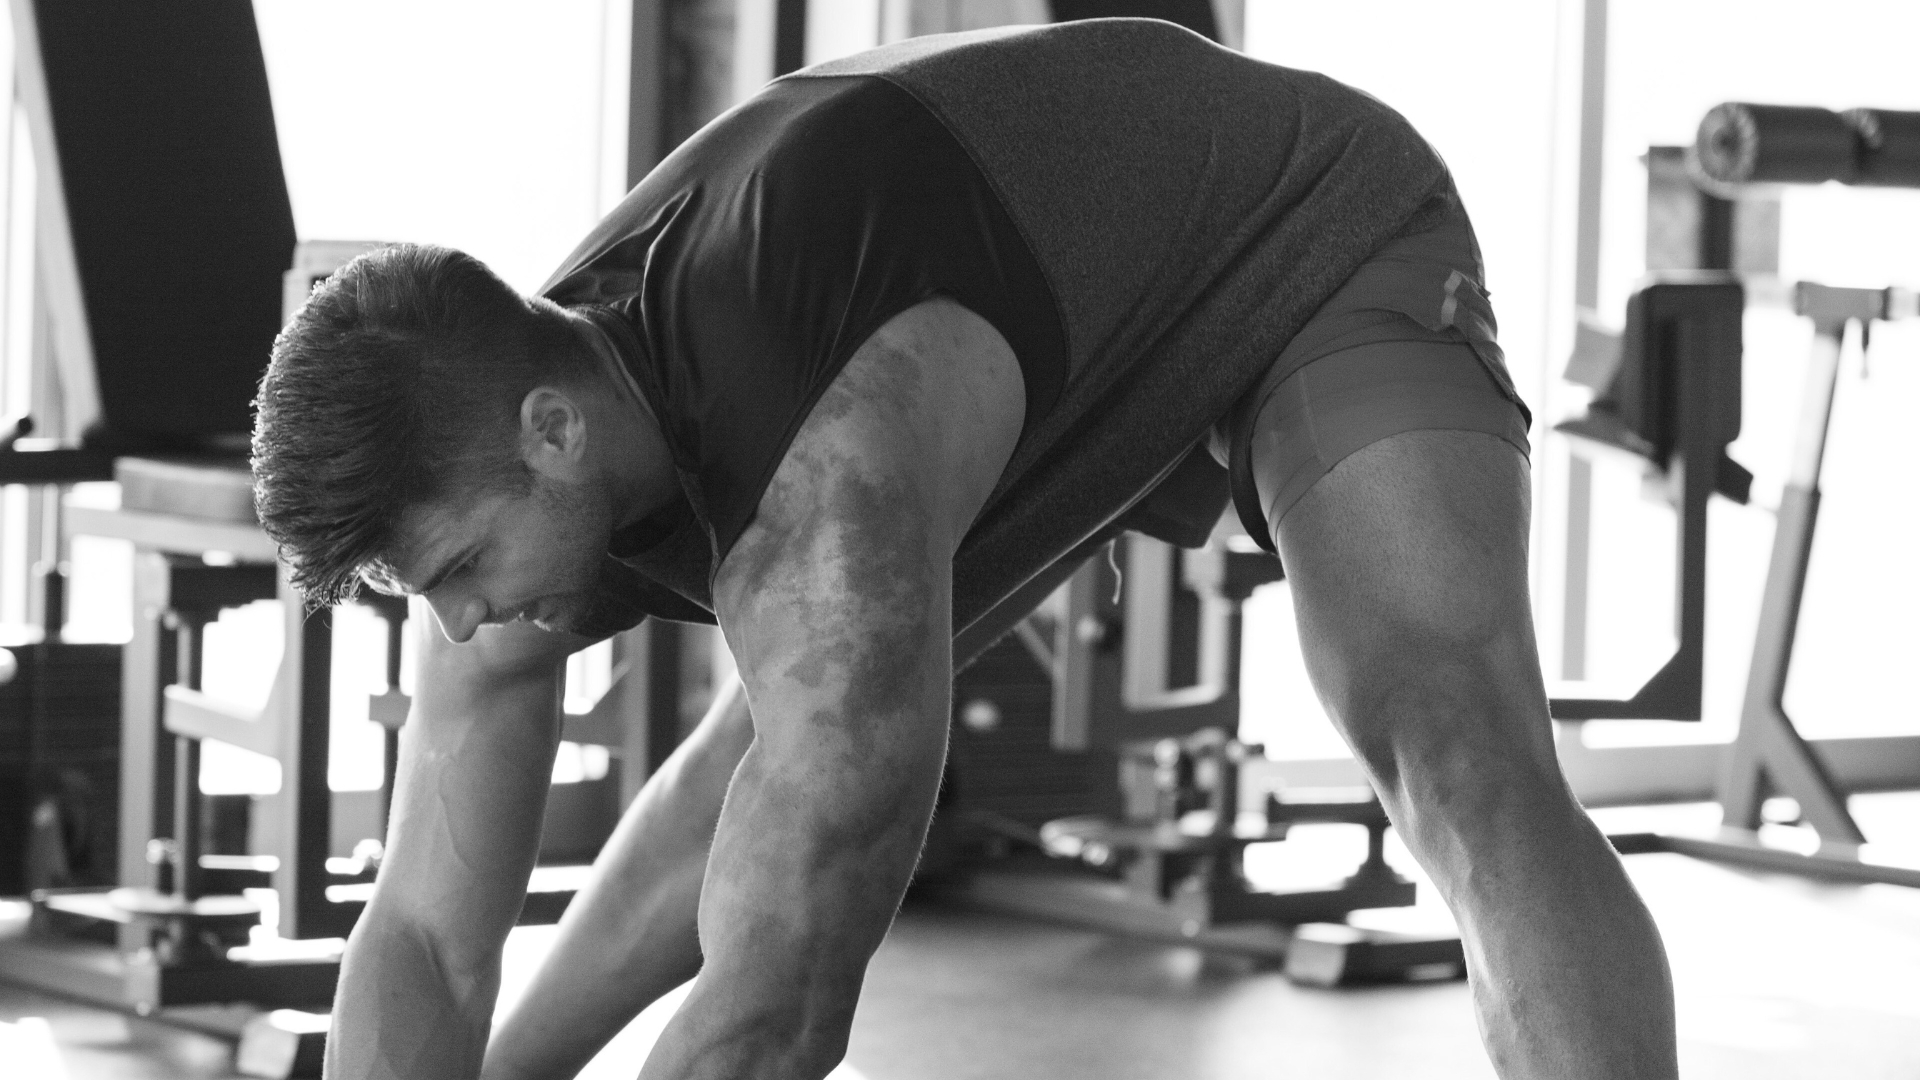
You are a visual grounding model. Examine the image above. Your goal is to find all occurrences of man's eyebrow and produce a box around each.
[410,547,473,596]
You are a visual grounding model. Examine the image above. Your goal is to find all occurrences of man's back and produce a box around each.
[545,18,1452,642]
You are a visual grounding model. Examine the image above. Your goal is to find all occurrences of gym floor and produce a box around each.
[4,796,1918,1080]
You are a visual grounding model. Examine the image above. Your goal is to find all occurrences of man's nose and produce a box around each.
[426,591,487,644]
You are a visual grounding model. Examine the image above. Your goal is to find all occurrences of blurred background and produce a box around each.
[1,2,1918,1078]
[4,0,1911,802]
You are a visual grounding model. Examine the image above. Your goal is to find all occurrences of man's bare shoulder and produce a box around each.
[728,298,1023,569]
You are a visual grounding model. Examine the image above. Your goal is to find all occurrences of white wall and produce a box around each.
[255,0,625,292]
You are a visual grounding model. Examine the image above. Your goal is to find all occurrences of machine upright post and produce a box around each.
[271,578,337,939]
[644,620,685,777]
[168,612,211,900]
[171,736,204,899]
[372,597,408,836]
[1719,312,1867,843]
[1666,315,1716,712]
[120,553,181,893]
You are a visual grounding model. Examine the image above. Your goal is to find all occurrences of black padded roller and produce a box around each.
[1048,0,1220,42]
[1844,108,1920,188]
[1695,103,1860,185]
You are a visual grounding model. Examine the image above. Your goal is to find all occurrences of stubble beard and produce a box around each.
[528,475,621,637]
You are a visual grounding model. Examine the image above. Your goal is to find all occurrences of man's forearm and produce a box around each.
[328,613,573,1079]
[327,910,497,1080]
[483,679,755,1080]
[638,719,945,1080]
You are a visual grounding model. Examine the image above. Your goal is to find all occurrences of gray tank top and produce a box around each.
[803,20,1453,632]
[544,19,1453,640]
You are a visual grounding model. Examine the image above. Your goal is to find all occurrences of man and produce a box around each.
[252,19,1678,1080]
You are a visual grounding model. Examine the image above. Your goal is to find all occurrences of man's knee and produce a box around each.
[1324,635,1560,805]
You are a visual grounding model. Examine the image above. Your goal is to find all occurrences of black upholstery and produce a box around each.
[1048,0,1219,42]
[29,0,295,449]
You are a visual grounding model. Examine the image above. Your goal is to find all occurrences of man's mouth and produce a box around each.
[509,599,551,625]
[519,597,575,630]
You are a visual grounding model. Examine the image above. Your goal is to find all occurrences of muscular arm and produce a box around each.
[640,299,1023,1079]
[325,607,584,1080]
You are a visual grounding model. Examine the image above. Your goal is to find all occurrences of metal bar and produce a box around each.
[1716,320,1866,843]
[1719,323,1851,836]
[1122,540,1231,713]
[0,447,114,484]
[1560,455,1592,679]
[1787,328,1844,490]
[162,686,279,758]
[172,737,203,899]
[377,598,406,835]
[271,572,336,940]
[610,629,649,809]
[119,552,176,891]
[1723,486,1812,826]
[171,614,206,897]
[1648,830,1920,890]
[644,620,684,775]
[1756,701,1863,843]
[1572,0,1608,312]
[1559,0,1610,682]
[1250,733,1920,812]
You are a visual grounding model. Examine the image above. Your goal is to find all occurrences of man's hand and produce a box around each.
[639,298,1025,1079]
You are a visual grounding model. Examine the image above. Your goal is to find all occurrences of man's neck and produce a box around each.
[565,311,681,530]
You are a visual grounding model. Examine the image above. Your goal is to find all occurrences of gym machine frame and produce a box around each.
[1553,275,1920,888]
[1551,273,1751,724]
[2,512,346,1013]
[944,528,1465,982]
[1644,282,1920,888]
[1557,100,1920,887]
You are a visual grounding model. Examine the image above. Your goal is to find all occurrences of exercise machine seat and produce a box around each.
[115,457,255,526]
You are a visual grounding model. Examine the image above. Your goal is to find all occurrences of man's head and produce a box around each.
[253,243,634,639]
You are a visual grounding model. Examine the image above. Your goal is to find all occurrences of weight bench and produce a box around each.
[0,0,596,1037]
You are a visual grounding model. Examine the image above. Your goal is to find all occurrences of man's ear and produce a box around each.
[520,386,589,481]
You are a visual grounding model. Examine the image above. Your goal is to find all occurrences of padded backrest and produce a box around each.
[14,0,295,450]
[1048,0,1219,42]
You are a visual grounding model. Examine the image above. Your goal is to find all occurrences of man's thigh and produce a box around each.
[1269,427,1558,790]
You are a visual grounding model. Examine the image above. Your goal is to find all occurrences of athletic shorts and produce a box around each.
[1209,203,1533,549]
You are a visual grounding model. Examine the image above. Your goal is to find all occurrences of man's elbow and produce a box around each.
[347,893,502,1007]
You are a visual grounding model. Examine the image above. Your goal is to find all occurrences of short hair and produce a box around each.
[251,243,582,606]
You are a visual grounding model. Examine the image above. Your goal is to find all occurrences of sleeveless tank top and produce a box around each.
[540,19,1452,638]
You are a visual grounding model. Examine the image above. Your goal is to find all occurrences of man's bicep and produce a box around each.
[713,296,1023,741]
[716,467,950,749]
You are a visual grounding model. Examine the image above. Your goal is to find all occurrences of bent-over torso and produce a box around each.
[539,18,1454,642]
